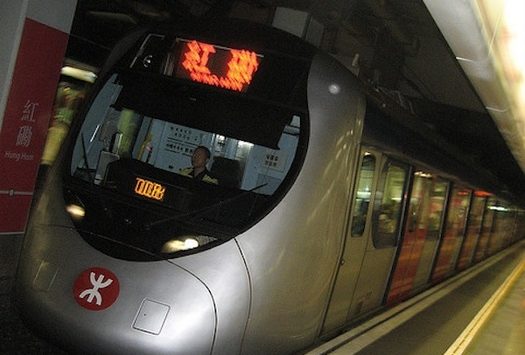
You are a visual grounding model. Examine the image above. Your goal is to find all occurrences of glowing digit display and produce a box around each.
[134,177,166,201]
[177,40,261,92]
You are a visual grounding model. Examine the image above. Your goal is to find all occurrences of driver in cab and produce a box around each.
[179,146,218,184]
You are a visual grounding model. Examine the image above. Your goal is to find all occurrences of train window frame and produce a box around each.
[350,152,377,238]
[371,158,410,249]
[62,54,311,261]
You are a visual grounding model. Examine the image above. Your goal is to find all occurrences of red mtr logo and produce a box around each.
[73,267,120,311]
[180,40,260,92]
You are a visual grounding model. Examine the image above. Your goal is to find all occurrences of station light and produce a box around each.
[478,0,525,120]
[61,66,97,83]
[424,0,525,173]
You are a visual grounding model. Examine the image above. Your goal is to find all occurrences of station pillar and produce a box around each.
[0,0,77,234]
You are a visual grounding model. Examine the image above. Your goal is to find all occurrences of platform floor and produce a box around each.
[307,241,525,355]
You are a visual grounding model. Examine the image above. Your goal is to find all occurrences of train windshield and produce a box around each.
[66,57,306,259]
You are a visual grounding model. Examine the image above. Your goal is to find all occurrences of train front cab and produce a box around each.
[15,23,319,354]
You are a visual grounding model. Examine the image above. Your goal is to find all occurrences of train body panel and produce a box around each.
[237,51,365,353]
[172,240,251,355]
[321,150,379,334]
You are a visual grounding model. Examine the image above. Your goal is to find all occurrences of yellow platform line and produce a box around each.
[445,255,525,355]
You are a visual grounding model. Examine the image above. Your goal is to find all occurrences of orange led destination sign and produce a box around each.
[134,177,166,201]
[177,39,261,92]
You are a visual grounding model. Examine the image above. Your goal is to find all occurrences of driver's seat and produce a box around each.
[211,157,242,188]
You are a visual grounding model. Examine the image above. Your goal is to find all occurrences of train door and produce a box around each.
[510,209,525,243]
[321,151,410,335]
[473,197,496,262]
[386,173,448,304]
[321,149,379,335]
[487,201,512,254]
[431,185,471,282]
[456,192,487,270]
[410,178,448,291]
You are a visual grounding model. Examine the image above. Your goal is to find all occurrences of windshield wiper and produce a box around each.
[144,183,268,229]
[77,228,171,261]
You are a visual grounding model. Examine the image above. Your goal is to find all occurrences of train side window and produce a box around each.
[372,160,409,248]
[445,186,471,237]
[427,179,449,239]
[350,153,376,237]
[405,172,432,234]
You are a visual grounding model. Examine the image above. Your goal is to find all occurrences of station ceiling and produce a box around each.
[66,0,525,202]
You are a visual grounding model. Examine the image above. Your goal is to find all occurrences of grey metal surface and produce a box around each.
[237,51,365,354]
[171,239,251,355]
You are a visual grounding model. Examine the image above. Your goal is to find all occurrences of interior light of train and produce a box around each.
[237,141,254,150]
[356,191,371,199]
[161,237,200,253]
[66,204,86,221]
[176,39,261,92]
[134,177,166,201]
[414,171,432,178]
[488,206,509,212]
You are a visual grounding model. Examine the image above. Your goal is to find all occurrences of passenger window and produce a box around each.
[404,173,447,238]
[427,179,448,239]
[373,161,409,248]
[405,172,432,233]
[446,186,471,236]
[350,153,376,237]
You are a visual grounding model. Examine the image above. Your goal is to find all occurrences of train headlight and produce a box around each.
[66,203,86,221]
[161,235,216,253]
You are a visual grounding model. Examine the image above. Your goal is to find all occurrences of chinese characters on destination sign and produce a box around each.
[177,40,261,92]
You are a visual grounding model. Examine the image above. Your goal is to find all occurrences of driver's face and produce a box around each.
[192,148,208,168]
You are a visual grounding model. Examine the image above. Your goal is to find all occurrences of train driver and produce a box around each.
[179,145,218,184]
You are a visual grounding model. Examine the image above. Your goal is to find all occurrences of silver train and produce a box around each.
[15,18,524,354]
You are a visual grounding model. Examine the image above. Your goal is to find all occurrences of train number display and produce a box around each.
[134,177,166,201]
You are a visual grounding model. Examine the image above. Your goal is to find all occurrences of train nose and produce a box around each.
[15,227,216,354]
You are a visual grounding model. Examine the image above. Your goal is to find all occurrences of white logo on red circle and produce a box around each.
[73,267,120,311]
